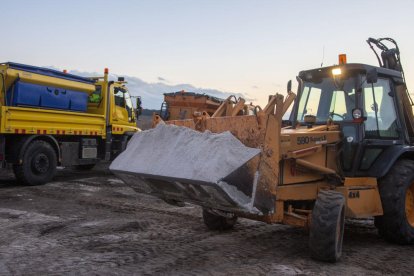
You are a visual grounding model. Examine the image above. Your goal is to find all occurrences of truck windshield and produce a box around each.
[297,77,356,123]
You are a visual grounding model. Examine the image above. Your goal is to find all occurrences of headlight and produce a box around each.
[352,108,362,119]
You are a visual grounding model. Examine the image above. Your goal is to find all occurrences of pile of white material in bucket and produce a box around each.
[110,124,261,183]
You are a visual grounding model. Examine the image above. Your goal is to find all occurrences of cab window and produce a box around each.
[114,87,125,107]
[297,86,321,120]
[297,77,356,123]
[329,91,348,121]
[363,78,398,138]
[125,93,133,121]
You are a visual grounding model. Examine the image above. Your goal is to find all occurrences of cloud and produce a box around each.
[59,68,249,110]
[244,93,258,102]
[252,85,259,89]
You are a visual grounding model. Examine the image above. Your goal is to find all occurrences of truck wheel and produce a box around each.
[309,190,345,262]
[375,159,414,244]
[13,140,57,186]
[202,209,237,231]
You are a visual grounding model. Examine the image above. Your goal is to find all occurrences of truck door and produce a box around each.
[112,86,135,125]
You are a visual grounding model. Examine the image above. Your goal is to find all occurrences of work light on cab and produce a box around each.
[332,68,342,76]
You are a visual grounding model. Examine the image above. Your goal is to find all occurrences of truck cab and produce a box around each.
[291,63,411,178]
[88,75,138,135]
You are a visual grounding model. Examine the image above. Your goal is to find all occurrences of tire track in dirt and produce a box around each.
[22,175,300,274]
[2,169,414,274]
[31,181,200,222]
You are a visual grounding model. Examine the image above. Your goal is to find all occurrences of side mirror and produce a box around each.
[367,68,378,84]
[135,97,142,117]
[287,80,292,93]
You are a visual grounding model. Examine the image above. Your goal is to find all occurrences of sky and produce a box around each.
[2,0,414,107]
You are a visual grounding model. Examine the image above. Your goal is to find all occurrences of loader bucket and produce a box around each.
[110,124,264,214]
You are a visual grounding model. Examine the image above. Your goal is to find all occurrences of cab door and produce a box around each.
[110,85,136,130]
[356,77,402,173]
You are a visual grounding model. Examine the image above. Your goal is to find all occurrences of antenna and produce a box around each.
[320,45,325,67]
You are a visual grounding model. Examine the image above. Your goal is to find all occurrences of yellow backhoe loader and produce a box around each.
[110,37,414,262]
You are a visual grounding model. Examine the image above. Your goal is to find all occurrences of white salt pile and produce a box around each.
[110,124,261,183]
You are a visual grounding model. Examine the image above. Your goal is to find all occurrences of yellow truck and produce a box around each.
[0,62,140,185]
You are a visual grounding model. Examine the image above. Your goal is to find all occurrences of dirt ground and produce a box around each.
[0,164,413,275]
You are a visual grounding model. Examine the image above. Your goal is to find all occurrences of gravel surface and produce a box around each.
[0,164,413,275]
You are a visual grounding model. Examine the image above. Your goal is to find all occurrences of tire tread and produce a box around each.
[309,190,345,262]
[375,159,414,244]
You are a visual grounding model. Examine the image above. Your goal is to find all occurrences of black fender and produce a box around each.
[367,145,414,178]
[15,135,61,165]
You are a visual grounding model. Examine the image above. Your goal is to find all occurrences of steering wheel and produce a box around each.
[329,112,345,120]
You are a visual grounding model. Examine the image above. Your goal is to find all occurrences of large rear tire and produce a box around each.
[13,140,57,186]
[375,159,414,244]
[202,209,237,231]
[309,190,345,262]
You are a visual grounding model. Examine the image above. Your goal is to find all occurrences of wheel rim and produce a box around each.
[32,153,50,174]
[405,182,414,227]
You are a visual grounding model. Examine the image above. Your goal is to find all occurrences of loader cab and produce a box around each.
[292,64,408,177]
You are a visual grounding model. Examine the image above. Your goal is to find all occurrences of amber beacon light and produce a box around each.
[339,54,347,65]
